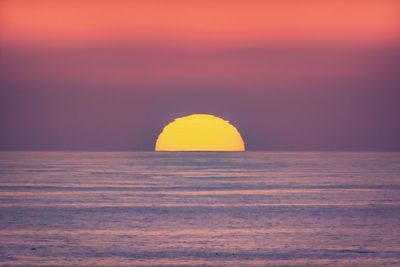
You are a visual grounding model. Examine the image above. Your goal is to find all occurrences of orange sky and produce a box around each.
[1,0,399,45]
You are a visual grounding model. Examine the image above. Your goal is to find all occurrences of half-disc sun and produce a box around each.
[155,114,245,151]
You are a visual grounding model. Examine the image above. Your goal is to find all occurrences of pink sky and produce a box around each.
[0,0,399,150]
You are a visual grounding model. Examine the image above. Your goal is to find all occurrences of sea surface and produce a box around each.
[0,151,399,266]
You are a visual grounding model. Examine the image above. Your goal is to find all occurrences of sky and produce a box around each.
[1,0,399,150]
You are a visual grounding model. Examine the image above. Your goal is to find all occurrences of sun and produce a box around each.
[155,114,245,151]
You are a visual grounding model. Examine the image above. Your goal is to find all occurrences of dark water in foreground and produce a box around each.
[0,151,399,266]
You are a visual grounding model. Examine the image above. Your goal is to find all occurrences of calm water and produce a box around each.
[0,151,399,266]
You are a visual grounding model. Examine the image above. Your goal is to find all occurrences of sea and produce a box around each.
[0,151,399,266]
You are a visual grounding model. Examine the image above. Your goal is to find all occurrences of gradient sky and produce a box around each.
[1,0,399,150]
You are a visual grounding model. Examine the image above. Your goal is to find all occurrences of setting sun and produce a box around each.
[155,114,245,151]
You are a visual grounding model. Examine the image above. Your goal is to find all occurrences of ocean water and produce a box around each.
[0,151,399,266]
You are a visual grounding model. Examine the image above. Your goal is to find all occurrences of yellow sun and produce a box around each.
[155,114,245,151]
